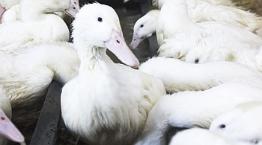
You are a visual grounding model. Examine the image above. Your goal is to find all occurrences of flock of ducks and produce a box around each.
[0,0,262,145]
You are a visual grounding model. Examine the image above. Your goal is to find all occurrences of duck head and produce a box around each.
[73,3,139,68]
[0,108,24,143]
[210,102,262,145]
[152,0,169,8]
[65,0,80,17]
[130,10,159,49]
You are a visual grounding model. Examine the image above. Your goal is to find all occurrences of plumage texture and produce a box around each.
[210,101,262,145]
[0,42,79,105]
[135,83,262,145]
[0,0,70,50]
[157,0,262,55]
[156,0,262,37]
[140,57,262,92]
[131,0,262,49]
[0,0,19,9]
[153,0,235,8]
[155,0,262,71]
[61,3,165,145]
[169,128,234,145]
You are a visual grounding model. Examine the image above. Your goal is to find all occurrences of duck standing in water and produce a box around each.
[61,3,165,145]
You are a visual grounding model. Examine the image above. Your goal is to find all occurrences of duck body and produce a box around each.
[169,128,235,145]
[153,0,235,9]
[1,0,80,24]
[0,14,69,50]
[135,83,262,145]
[0,0,72,50]
[156,0,262,70]
[140,57,262,92]
[131,2,262,49]
[156,0,262,45]
[61,3,165,145]
[131,0,262,49]
[0,42,79,105]
[187,0,262,33]
[158,21,262,60]
[62,58,164,145]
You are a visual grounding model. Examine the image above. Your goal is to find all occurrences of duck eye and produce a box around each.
[194,58,199,64]
[140,24,144,28]
[98,17,103,22]
[250,139,260,144]
[218,124,226,129]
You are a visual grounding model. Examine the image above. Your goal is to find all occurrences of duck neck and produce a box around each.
[160,0,196,33]
[75,42,109,75]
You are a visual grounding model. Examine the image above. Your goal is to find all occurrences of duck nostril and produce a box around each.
[194,58,199,64]
[219,124,226,129]
[116,40,120,44]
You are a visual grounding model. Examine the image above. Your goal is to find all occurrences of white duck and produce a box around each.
[135,83,262,145]
[140,57,262,92]
[1,0,80,24]
[156,0,262,70]
[130,10,159,49]
[0,86,24,145]
[183,40,262,71]
[61,3,165,145]
[169,128,235,145]
[0,0,77,51]
[0,42,79,105]
[210,101,262,145]
[130,0,262,49]
[156,0,262,45]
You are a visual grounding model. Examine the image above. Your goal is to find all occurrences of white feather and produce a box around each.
[135,83,262,145]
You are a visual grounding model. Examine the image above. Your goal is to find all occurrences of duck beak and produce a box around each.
[0,109,24,143]
[105,30,140,68]
[130,35,143,49]
[0,4,6,23]
[65,0,80,18]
